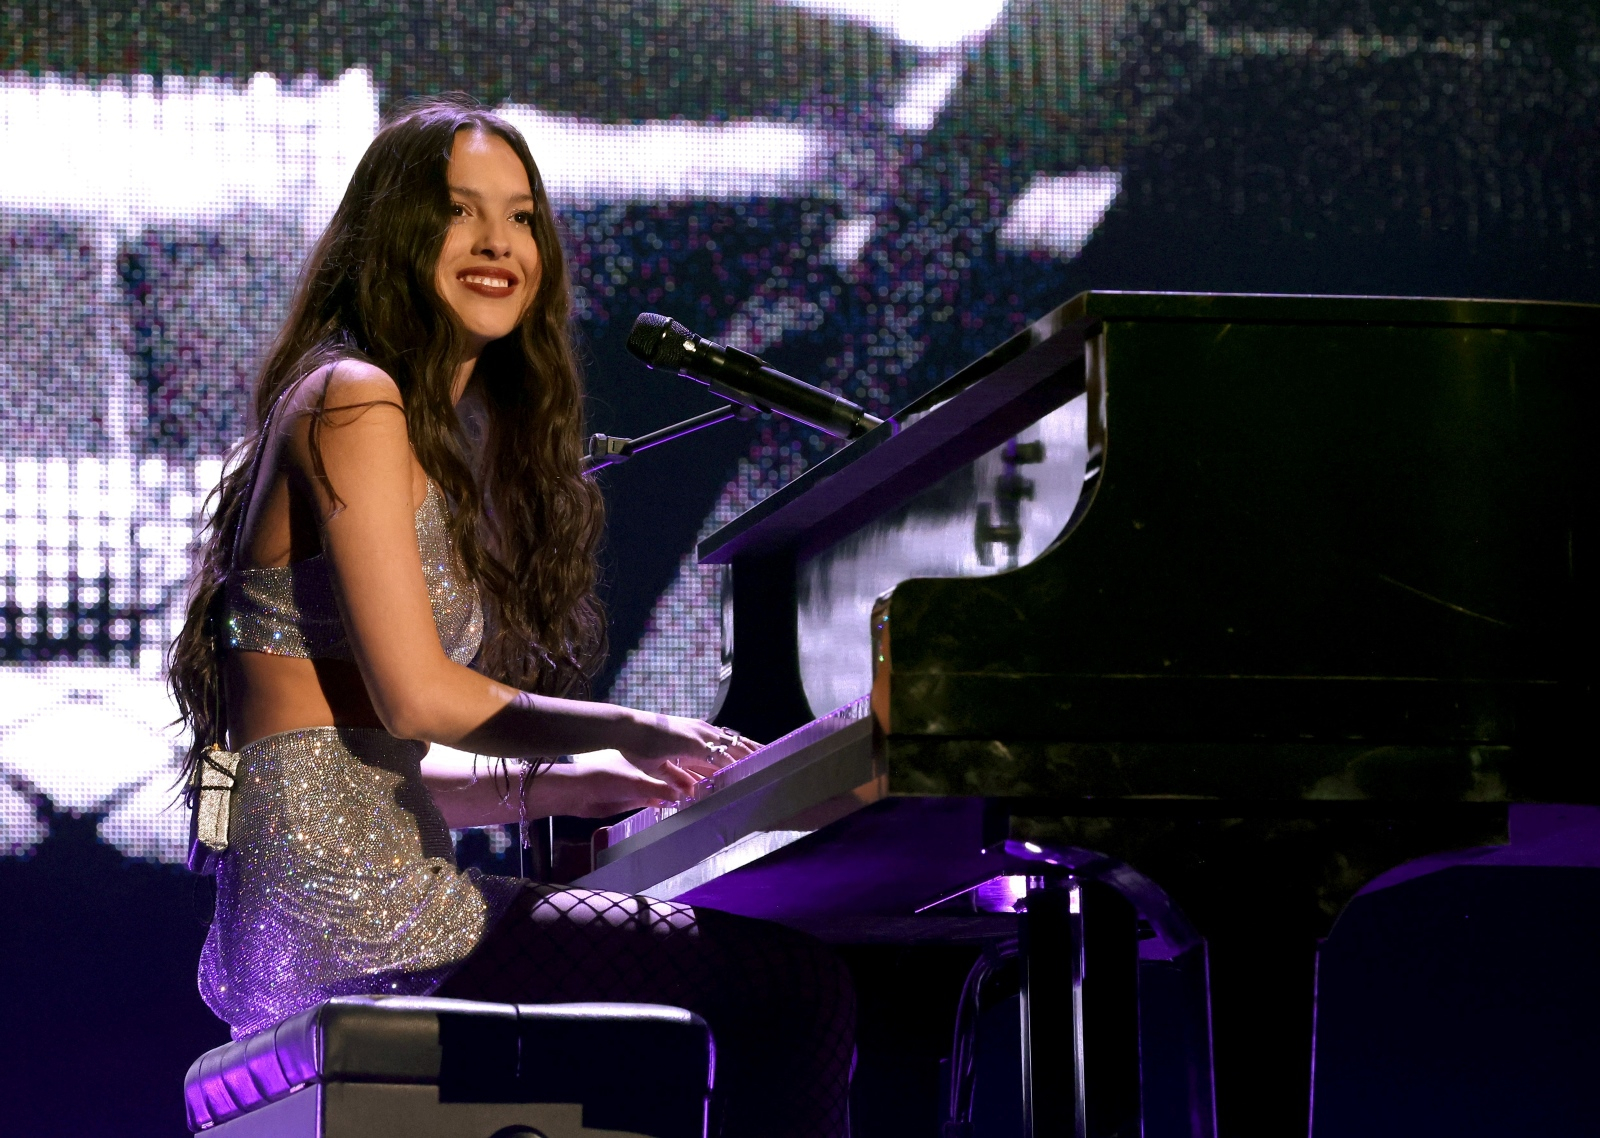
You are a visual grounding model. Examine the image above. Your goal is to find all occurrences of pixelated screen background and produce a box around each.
[4,0,1593,871]
[0,1,1596,1130]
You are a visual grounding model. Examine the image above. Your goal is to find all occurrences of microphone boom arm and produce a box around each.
[583,404,755,472]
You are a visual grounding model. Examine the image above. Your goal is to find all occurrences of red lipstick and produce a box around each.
[456,267,519,297]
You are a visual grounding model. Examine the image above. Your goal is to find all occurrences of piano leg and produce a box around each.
[1015,873,1159,1138]
[1008,807,1507,1137]
[1019,877,1087,1138]
[1138,942,1218,1138]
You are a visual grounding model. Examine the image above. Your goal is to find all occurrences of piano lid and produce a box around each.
[870,290,1600,766]
[698,291,1598,567]
[705,290,1600,773]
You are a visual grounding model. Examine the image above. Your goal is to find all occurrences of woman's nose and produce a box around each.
[474,218,513,258]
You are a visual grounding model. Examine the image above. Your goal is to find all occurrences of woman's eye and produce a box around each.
[513,211,534,226]
[449,202,468,217]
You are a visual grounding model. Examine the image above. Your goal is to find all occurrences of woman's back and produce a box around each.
[222,362,445,747]
[226,478,482,667]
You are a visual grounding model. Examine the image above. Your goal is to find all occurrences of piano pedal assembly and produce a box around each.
[927,842,1217,1138]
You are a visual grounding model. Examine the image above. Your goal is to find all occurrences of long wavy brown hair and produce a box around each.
[168,95,606,783]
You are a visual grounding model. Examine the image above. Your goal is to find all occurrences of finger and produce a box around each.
[634,770,675,794]
[687,742,740,774]
[711,726,761,755]
[712,742,756,765]
[657,760,700,797]
[620,768,677,802]
[678,755,721,779]
[629,758,695,798]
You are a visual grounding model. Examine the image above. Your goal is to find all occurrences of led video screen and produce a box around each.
[3,0,1594,864]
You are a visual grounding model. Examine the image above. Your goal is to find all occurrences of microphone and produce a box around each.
[626,313,885,440]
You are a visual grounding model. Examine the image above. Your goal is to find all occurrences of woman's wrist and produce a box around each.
[608,704,651,758]
[525,761,577,817]
[488,690,649,759]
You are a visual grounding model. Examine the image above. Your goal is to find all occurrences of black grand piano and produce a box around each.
[577,292,1599,1137]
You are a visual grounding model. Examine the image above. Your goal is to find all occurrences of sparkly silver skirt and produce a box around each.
[198,727,523,1039]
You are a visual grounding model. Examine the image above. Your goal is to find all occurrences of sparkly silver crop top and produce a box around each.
[224,481,483,666]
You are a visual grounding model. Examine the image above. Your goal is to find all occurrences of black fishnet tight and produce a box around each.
[436,884,855,1138]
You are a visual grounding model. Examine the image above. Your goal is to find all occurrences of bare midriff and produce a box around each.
[227,652,387,750]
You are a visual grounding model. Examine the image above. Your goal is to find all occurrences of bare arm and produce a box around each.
[291,364,754,800]
[421,748,684,829]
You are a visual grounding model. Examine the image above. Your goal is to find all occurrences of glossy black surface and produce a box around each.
[707,297,1093,737]
[875,291,1599,789]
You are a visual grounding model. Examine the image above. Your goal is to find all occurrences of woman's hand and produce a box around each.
[546,750,688,818]
[620,711,761,783]
[425,747,683,827]
[423,712,762,828]
[424,724,763,828]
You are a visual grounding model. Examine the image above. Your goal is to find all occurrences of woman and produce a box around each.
[169,96,854,1137]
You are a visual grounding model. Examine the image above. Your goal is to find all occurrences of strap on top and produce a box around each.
[229,379,299,574]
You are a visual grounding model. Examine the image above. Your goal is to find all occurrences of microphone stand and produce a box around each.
[583,404,758,472]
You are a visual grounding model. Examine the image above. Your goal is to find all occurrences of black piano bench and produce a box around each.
[183,996,713,1138]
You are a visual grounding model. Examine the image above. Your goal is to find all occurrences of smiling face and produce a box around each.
[434,128,543,360]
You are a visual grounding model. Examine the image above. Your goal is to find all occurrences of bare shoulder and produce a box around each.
[293,358,406,418]
[277,360,419,513]
[278,359,411,461]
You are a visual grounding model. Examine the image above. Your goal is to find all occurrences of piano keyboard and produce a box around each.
[576,696,879,898]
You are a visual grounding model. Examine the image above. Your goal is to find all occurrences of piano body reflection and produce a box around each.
[578,292,1599,1137]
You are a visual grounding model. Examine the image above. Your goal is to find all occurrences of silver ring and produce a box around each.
[705,742,730,757]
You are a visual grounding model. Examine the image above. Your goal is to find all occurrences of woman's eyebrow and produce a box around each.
[449,184,535,205]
